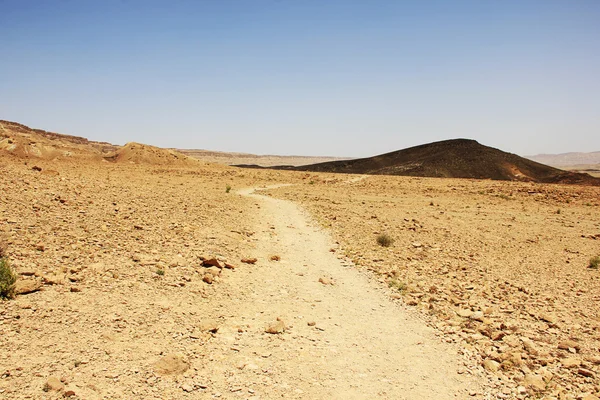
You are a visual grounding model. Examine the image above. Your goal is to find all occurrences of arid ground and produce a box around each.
[1,125,600,399]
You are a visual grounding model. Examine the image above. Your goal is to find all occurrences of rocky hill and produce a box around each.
[271,139,600,185]
[0,120,117,160]
[105,142,201,166]
[0,120,197,166]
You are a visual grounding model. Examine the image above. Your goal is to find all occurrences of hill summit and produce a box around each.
[278,139,599,185]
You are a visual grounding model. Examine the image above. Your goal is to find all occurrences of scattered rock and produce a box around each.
[582,395,600,400]
[469,311,484,322]
[561,357,581,368]
[43,376,64,392]
[483,359,500,372]
[202,258,222,268]
[153,353,190,375]
[241,258,258,264]
[14,279,42,295]
[202,274,213,284]
[578,368,595,378]
[41,169,59,176]
[318,277,333,285]
[270,255,281,261]
[42,274,64,285]
[203,266,221,277]
[586,356,600,365]
[539,313,558,325]
[265,319,285,334]
[522,373,546,392]
[558,340,580,352]
[199,321,219,333]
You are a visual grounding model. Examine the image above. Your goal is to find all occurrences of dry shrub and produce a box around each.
[376,233,394,247]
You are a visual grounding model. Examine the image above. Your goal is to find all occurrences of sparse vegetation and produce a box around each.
[589,256,600,270]
[156,268,165,276]
[225,184,232,193]
[376,233,394,247]
[0,257,17,299]
[388,279,407,293]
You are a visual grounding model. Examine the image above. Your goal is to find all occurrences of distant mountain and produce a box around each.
[258,139,599,185]
[178,148,350,167]
[526,151,600,167]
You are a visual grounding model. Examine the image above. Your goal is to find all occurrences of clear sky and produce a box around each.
[1,1,599,157]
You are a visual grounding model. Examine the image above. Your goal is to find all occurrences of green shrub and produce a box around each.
[376,233,394,247]
[0,257,16,299]
[589,256,600,269]
[156,268,165,276]
[225,185,232,193]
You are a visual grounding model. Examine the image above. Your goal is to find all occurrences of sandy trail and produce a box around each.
[199,187,484,399]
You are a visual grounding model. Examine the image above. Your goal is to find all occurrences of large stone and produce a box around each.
[558,340,580,352]
[469,311,484,322]
[318,277,333,285]
[483,359,500,372]
[522,374,545,392]
[14,279,42,295]
[577,368,595,378]
[539,313,558,325]
[199,321,219,333]
[43,376,64,392]
[582,395,600,400]
[202,258,222,268]
[265,320,285,334]
[203,266,221,277]
[561,357,581,368]
[153,353,190,375]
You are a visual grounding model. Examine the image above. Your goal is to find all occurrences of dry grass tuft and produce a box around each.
[376,233,394,247]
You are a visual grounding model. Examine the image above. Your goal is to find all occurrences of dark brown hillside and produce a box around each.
[275,139,599,185]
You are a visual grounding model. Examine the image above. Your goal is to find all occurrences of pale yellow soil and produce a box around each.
[2,127,600,400]
[0,157,490,399]
[267,174,600,398]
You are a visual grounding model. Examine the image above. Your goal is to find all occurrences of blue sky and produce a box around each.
[1,1,599,157]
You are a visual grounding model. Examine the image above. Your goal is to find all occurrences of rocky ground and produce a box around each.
[0,156,290,398]
[267,174,600,399]
[2,149,600,399]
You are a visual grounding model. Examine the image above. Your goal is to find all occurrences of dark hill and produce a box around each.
[262,139,600,185]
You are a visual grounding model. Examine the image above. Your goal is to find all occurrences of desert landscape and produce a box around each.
[1,120,600,400]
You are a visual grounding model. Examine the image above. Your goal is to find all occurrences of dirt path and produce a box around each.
[198,187,486,399]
